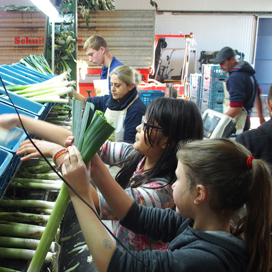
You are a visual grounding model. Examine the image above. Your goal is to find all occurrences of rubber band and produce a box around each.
[246,156,255,169]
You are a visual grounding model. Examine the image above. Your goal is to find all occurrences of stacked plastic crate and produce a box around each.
[200,64,228,113]
[190,73,202,109]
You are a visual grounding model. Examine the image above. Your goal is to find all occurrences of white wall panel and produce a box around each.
[153,14,256,75]
[115,0,272,12]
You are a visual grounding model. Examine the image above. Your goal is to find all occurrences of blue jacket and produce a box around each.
[227,61,258,116]
[100,57,123,93]
[108,202,248,272]
[86,91,146,143]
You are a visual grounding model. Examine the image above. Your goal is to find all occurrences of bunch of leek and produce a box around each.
[20,54,53,75]
[27,99,115,272]
[0,5,40,11]
[50,28,78,75]
[3,72,74,104]
[78,0,115,30]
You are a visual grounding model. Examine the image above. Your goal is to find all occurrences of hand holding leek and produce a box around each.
[62,146,92,198]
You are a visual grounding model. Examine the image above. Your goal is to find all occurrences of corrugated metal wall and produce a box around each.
[0,11,46,65]
[77,10,156,69]
[115,0,272,12]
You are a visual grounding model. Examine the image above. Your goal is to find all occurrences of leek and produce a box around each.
[20,54,53,75]
[10,182,62,190]
[12,178,62,184]
[0,247,56,263]
[0,237,56,251]
[33,209,52,215]
[16,172,61,180]
[5,85,31,92]
[0,212,50,224]
[27,100,115,272]
[0,200,55,209]
[0,266,21,272]
[16,83,73,96]
[0,222,45,239]
[29,97,69,104]
[24,164,53,173]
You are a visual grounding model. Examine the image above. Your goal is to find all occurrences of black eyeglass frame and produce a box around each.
[141,116,163,131]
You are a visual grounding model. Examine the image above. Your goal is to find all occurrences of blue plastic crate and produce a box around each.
[139,90,165,106]
[202,64,228,80]
[0,101,39,119]
[0,88,46,118]
[0,66,40,85]
[2,65,45,83]
[190,96,201,108]
[202,76,225,91]
[190,73,202,86]
[11,64,54,81]
[0,148,14,198]
[202,88,225,103]
[190,85,201,98]
[0,127,27,153]
[201,99,223,113]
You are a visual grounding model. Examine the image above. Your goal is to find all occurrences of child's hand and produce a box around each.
[17,139,63,161]
[0,114,19,130]
[64,136,74,148]
[62,146,91,198]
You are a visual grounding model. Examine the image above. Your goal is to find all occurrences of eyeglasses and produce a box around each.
[141,116,163,131]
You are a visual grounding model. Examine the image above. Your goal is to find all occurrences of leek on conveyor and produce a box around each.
[3,72,74,104]
[27,99,115,272]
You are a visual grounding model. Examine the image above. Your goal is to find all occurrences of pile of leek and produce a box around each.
[27,99,115,272]
[3,72,74,104]
[20,54,53,75]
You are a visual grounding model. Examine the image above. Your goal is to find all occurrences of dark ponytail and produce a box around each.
[236,159,272,272]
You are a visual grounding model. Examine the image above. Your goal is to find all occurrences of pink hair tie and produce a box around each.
[246,156,255,169]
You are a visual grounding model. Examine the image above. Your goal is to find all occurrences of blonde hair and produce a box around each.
[110,65,142,88]
[83,35,108,51]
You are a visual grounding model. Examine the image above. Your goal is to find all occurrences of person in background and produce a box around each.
[62,138,272,272]
[236,83,272,165]
[0,97,204,253]
[212,46,265,131]
[90,65,146,143]
[73,34,123,102]
[75,65,146,143]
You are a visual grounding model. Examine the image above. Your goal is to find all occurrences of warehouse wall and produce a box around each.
[114,0,272,12]
[1,0,271,75]
[114,0,272,76]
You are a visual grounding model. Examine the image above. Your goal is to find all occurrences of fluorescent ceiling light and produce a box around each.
[31,0,59,21]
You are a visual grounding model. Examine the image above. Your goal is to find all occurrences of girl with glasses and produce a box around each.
[67,97,203,252]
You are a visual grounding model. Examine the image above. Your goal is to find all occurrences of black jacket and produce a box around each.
[236,118,272,165]
[108,202,248,272]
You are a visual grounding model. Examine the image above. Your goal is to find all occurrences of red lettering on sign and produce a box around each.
[78,39,82,44]
[14,37,45,45]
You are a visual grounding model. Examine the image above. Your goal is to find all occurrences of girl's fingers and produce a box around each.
[67,146,78,164]
[65,136,74,148]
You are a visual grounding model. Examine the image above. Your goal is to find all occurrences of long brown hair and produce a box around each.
[177,138,272,272]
